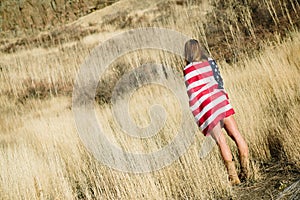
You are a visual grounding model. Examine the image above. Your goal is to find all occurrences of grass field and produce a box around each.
[0,0,299,199]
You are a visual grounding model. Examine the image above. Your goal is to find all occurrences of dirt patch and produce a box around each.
[233,161,300,199]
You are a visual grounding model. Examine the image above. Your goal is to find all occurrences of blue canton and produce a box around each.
[209,60,224,89]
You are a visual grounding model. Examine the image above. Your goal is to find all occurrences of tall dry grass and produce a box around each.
[1,33,299,199]
[0,0,299,199]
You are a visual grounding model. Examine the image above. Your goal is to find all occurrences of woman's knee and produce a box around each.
[224,116,240,137]
[211,130,226,145]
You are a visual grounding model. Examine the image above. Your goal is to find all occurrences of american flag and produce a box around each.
[184,58,235,136]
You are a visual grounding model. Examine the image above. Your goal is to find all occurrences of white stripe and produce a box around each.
[189,81,217,101]
[200,104,232,131]
[184,58,214,71]
[190,89,220,111]
[194,95,227,120]
[183,61,201,71]
[184,66,212,81]
[186,76,214,91]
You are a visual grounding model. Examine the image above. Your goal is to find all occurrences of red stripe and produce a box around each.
[202,113,225,136]
[185,71,213,85]
[187,83,206,96]
[196,99,229,124]
[184,61,210,75]
[202,108,235,135]
[191,91,225,115]
[189,85,220,107]
[187,83,218,96]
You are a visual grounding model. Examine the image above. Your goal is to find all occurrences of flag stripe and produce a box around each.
[192,91,226,116]
[185,71,214,85]
[184,66,212,81]
[190,89,220,111]
[189,81,218,100]
[194,95,228,120]
[200,104,233,130]
[202,107,235,134]
[186,76,215,91]
[197,100,231,125]
[184,61,210,72]
[189,84,220,107]
[184,59,235,135]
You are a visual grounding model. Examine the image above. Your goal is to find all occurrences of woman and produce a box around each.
[183,39,250,185]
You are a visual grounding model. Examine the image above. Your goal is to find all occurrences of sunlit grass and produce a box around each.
[0,0,299,199]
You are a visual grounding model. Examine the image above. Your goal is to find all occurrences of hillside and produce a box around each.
[1,0,299,62]
[0,0,119,36]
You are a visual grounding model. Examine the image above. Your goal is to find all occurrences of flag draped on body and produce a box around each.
[183,58,235,136]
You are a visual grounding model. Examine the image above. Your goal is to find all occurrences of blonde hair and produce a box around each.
[184,39,208,64]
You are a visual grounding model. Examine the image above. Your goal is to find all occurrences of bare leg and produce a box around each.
[210,123,232,161]
[223,116,248,157]
[223,115,250,180]
[210,122,240,185]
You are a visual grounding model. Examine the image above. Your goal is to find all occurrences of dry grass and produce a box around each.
[0,0,300,199]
